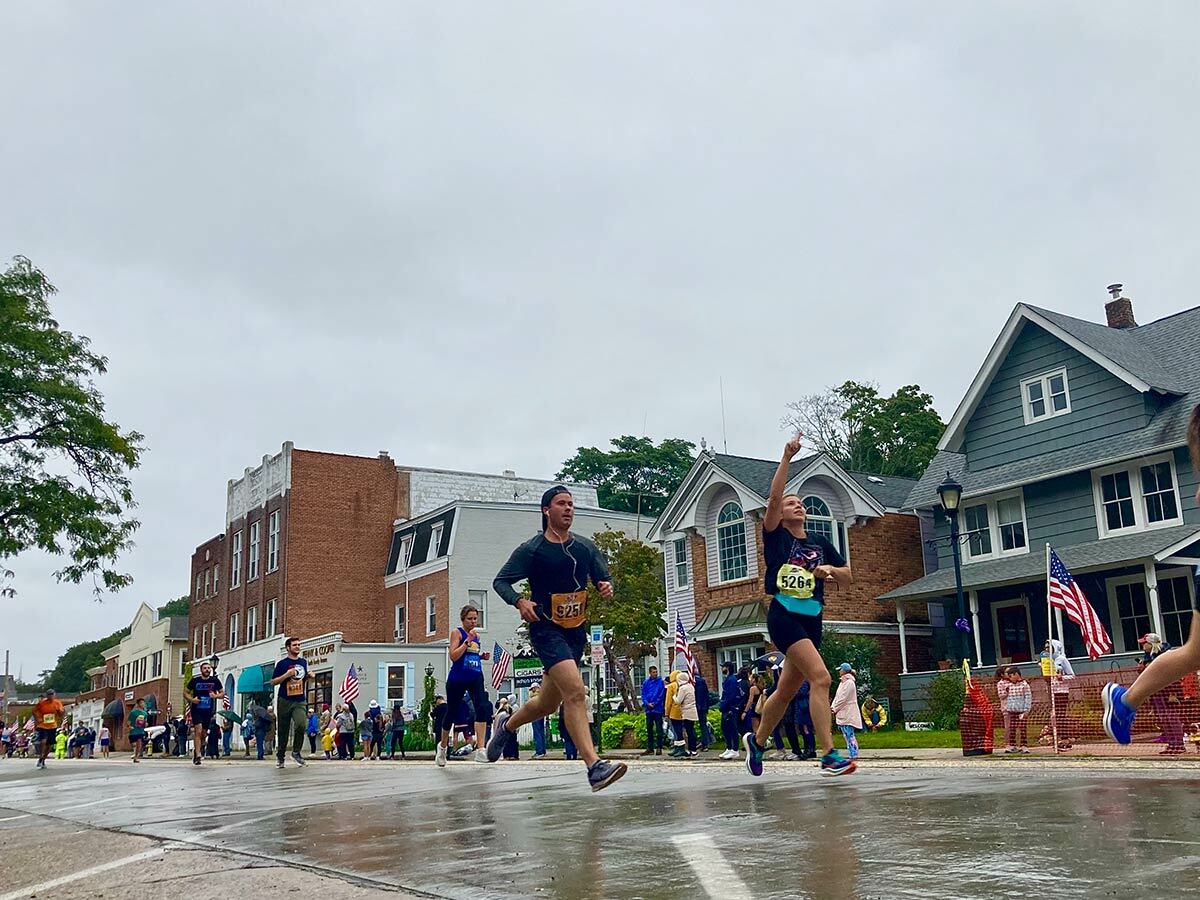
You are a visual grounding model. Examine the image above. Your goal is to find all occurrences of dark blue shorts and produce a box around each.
[767,598,823,653]
[530,622,587,670]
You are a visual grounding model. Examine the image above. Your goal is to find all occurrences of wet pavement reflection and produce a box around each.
[2,759,1199,898]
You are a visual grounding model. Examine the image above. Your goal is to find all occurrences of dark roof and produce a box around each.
[908,304,1200,509]
[692,600,767,638]
[710,453,915,509]
[879,523,1200,602]
[1029,305,1189,394]
[166,617,190,640]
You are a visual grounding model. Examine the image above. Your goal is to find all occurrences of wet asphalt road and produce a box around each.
[2,756,1199,899]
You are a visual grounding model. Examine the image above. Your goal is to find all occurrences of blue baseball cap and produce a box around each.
[838,663,853,673]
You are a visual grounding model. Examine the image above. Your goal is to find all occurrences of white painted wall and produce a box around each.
[447,505,646,673]
[408,470,599,518]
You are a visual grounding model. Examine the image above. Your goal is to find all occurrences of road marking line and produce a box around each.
[671,833,751,900]
[0,815,30,823]
[0,848,164,900]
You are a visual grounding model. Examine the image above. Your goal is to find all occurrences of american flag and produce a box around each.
[674,614,697,676]
[23,717,35,732]
[1048,548,1112,660]
[491,642,512,691]
[222,693,231,711]
[339,664,360,704]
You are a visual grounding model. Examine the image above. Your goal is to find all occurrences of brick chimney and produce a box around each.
[1104,283,1137,329]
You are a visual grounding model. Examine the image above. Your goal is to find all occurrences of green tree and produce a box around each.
[0,257,144,596]
[585,529,667,712]
[40,625,129,694]
[782,381,943,478]
[818,628,886,706]
[156,596,190,619]
[556,436,696,518]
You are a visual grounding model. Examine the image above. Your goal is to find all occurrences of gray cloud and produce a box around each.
[3,2,1199,674]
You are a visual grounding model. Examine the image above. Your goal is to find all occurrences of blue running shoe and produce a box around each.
[819,751,857,777]
[743,732,764,777]
[1102,683,1135,745]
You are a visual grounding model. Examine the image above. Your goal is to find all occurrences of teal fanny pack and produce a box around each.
[774,593,823,617]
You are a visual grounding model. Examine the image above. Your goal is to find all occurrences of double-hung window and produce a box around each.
[229,613,239,649]
[1093,455,1183,537]
[231,531,243,588]
[672,538,689,588]
[960,492,1028,562]
[267,511,280,573]
[248,522,260,581]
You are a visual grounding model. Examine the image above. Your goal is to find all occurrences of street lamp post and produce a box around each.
[935,472,970,667]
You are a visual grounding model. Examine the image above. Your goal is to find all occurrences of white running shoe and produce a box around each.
[474,748,488,763]
[435,743,447,768]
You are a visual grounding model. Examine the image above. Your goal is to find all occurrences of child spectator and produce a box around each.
[1005,667,1032,754]
[831,663,862,759]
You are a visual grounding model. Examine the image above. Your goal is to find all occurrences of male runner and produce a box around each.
[1103,405,1200,744]
[485,485,627,792]
[744,436,856,777]
[31,688,64,770]
[269,636,309,768]
[184,661,224,766]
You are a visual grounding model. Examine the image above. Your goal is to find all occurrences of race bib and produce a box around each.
[286,679,304,697]
[550,590,588,629]
[776,564,816,600]
[41,714,55,725]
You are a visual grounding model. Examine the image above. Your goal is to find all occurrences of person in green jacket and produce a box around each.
[128,698,149,763]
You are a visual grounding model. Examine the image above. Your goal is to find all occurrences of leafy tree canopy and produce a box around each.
[0,256,143,597]
[782,381,943,479]
[556,436,696,517]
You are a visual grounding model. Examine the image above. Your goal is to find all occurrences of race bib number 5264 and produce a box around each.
[776,564,816,600]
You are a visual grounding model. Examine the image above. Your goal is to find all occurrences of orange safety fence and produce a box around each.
[953,666,1200,757]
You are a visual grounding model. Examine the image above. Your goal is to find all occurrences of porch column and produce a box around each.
[1145,561,1165,638]
[968,590,983,667]
[896,604,909,675]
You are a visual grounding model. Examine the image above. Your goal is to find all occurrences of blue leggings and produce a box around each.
[840,724,859,759]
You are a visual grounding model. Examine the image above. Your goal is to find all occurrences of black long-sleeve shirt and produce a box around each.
[493,533,611,621]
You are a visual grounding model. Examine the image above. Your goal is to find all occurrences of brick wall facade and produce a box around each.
[385,568,451,644]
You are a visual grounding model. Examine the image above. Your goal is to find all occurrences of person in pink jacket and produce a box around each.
[830,664,863,759]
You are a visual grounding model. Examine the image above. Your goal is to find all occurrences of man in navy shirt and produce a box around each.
[268,637,309,768]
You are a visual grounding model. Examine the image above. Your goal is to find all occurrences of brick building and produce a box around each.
[649,449,935,713]
[186,442,601,717]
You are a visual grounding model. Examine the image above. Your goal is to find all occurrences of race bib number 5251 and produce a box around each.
[550,591,588,629]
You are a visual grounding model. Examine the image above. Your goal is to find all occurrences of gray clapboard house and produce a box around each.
[882,290,1200,708]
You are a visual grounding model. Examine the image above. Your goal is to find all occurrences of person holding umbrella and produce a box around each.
[217,707,242,757]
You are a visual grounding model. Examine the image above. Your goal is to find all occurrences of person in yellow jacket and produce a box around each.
[665,671,686,757]
[54,729,68,759]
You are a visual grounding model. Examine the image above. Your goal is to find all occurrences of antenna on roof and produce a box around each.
[719,378,728,454]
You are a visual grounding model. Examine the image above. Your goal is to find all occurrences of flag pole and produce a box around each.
[1046,543,1059,754]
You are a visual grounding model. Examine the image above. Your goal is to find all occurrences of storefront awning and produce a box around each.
[879,523,1200,604]
[236,664,271,693]
[691,600,768,642]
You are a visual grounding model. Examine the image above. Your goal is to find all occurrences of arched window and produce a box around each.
[716,501,748,582]
[803,495,840,551]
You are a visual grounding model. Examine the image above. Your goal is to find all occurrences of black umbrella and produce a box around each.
[752,651,784,671]
[103,700,125,720]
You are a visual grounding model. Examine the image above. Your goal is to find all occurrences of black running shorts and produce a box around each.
[766,598,823,653]
[530,621,587,670]
[191,707,213,728]
[445,671,487,726]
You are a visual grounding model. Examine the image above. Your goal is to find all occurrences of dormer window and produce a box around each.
[1021,368,1071,424]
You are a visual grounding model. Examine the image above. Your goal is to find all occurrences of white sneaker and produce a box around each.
[785,753,801,761]
[435,744,447,768]
[718,749,734,760]
[474,748,488,763]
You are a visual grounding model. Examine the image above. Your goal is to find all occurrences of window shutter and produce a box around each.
[377,662,389,709]
[406,662,415,708]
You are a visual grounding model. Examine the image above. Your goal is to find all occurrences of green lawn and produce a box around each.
[854,728,962,749]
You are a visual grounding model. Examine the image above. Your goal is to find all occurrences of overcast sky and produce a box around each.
[3,3,1198,678]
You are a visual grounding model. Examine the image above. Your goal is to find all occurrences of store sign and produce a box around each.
[123,691,134,701]
[303,642,337,669]
[512,657,544,688]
